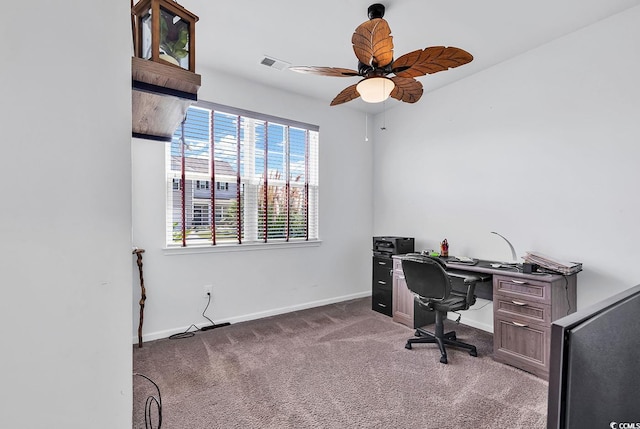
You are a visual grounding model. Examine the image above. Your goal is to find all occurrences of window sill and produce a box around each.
[162,239,322,255]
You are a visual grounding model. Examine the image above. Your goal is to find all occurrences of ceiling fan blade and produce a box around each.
[352,18,394,68]
[330,83,360,106]
[389,77,423,103]
[392,46,473,78]
[289,66,360,77]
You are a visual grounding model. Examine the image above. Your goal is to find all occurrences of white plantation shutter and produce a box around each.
[166,101,319,247]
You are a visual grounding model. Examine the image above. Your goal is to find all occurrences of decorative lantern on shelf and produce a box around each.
[132,0,199,72]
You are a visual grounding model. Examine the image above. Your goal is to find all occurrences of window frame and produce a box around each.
[165,101,320,250]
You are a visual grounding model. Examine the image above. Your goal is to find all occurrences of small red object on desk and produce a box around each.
[441,239,449,257]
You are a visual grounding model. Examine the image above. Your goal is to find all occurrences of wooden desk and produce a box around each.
[392,256,578,380]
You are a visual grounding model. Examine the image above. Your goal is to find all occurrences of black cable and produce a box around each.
[169,292,216,339]
[563,275,571,314]
[133,373,162,429]
[168,324,199,340]
[452,299,492,324]
[201,292,216,326]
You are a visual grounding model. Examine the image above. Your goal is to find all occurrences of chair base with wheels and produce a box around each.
[405,311,477,364]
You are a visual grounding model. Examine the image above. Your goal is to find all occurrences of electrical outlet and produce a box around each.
[203,285,213,298]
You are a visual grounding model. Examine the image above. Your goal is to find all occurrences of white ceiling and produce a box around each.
[179,0,640,113]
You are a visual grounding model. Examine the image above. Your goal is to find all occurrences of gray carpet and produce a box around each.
[133,298,548,428]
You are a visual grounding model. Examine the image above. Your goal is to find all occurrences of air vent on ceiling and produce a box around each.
[260,56,290,71]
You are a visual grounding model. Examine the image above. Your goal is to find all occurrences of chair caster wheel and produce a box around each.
[414,330,422,337]
[440,356,448,364]
[470,350,478,357]
[405,343,412,350]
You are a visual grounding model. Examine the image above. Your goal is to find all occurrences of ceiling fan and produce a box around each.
[289,3,473,106]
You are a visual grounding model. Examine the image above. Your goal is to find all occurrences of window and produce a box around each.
[166,102,319,247]
[195,180,210,190]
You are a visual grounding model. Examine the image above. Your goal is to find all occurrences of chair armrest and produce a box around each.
[447,270,480,309]
[462,280,477,308]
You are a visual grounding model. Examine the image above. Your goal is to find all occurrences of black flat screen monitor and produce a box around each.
[547,283,640,428]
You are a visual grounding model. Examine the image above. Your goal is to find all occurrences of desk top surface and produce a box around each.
[393,254,577,281]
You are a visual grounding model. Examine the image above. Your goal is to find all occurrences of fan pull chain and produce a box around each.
[364,114,369,141]
[380,101,387,131]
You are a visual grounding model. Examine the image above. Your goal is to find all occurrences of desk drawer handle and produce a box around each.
[378,281,387,285]
[378,261,388,266]
[510,280,527,285]
[512,321,528,327]
[511,300,527,306]
[377,303,387,308]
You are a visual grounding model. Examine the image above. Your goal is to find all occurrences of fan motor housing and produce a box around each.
[368,3,385,20]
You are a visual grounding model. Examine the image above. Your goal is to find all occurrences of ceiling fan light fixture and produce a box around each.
[291,3,472,106]
[356,77,395,103]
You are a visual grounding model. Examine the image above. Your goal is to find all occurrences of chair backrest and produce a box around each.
[401,254,452,300]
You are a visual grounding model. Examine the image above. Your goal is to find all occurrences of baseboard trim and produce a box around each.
[134,290,372,344]
[457,318,493,334]
[447,298,494,334]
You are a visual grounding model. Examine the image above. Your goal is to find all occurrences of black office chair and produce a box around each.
[401,253,478,364]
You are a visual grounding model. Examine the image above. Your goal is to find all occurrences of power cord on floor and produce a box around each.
[168,293,216,340]
[133,373,162,429]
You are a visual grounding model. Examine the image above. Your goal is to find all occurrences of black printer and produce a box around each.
[372,236,415,256]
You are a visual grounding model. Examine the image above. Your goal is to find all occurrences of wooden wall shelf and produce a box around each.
[131,56,201,141]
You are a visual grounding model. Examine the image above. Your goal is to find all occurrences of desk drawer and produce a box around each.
[373,258,393,286]
[374,257,392,271]
[493,315,550,379]
[494,294,551,325]
[494,275,551,305]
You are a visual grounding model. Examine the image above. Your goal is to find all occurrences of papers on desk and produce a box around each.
[523,251,582,275]
[447,256,478,265]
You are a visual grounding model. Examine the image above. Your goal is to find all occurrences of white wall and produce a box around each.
[132,69,373,340]
[372,6,640,331]
[0,2,132,428]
